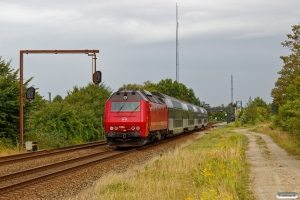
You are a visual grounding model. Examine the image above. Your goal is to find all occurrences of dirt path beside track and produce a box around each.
[235,129,300,200]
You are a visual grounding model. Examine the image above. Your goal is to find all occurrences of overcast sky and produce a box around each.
[1,0,299,107]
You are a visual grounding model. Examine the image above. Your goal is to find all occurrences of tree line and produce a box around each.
[119,79,201,106]
[211,23,300,133]
[271,24,300,137]
[0,61,202,149]
[1,23,299,149]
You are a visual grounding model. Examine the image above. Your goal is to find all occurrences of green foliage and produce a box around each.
[97,129,253,200]
[242,97,258,125]
[241,97,269,125]
[25,131,70,149]
[209,111,228,122]
[271,23,300,137]
[155,78,200,105]
[25,83,112,148]
[234,120,242,127]
[0,56,44,142]
[208,104,235,122]
[65,83,111,120]
[119,80,157,92]
[0,137,15,149]
[52,95,63,103]
[253,97,268,108]
[268,102,278,116]
[0,57,19,141]
[273,99,300,137]
[253,97,269,121]
[120,78,201,105]
[271,24,300,107]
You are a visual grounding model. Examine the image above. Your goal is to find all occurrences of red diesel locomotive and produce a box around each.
[104,89,208,147]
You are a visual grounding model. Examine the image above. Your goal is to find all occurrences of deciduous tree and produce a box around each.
[156,78,200,105]
[119,78,201,105]
[271,24,300,107]
[26,83,112,146]
[0,56,44,143]
[52,95,63,103]
[0,57,19,140]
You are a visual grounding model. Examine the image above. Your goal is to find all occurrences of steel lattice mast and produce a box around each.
[231,75,233,104]
[176,3,179,82]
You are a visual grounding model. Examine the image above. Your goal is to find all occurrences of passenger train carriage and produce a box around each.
[104,89,208,146]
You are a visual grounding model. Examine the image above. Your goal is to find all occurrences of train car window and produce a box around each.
[171,100,182,109]
[111,102,140,112]
[187,105,194,111]
[157,97,165,104]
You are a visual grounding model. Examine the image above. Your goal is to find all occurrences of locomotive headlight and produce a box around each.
[110,126,113,130]
[136,126,140,130]
[114,126,118,130]
[131,126,135,130]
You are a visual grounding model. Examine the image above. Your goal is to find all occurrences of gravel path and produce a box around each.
[236,129,300,200]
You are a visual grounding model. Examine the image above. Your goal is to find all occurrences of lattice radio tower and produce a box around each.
[176,3,179,82]
[231,75,233,104]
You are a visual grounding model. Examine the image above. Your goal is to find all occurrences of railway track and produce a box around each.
[0,149,129,196]
[0,123,216,199]
[0,141,108,166]
[0,145,147,198]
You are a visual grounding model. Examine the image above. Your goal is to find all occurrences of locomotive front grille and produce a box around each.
[106,132,141,138]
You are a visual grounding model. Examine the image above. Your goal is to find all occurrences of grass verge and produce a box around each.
[0,139,25,156]
[254,135,270,159]
[251,123,300,159]
[96,128,254,200]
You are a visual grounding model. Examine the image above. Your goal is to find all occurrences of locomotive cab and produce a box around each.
[104,89,168,147]
[104,90,149,146]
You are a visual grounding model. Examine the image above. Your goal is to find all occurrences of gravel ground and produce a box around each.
[1,131,208,200]
[0,146,113,176]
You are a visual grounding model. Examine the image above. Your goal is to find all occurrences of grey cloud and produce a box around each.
[0,0,299,106]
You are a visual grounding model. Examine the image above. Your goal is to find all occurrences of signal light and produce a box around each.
[26,87,35,100]
[93,71,102,84]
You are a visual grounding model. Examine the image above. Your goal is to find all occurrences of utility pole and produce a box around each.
[176,3,179,82]
[48,92,51,103]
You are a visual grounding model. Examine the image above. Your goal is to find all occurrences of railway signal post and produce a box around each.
[19,49,100,148]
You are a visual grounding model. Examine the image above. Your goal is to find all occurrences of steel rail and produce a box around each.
[0,150,117,182]
[0,131,199,195]
[0,122,216,197]
[0,149,136,196]
[0,141,107,165]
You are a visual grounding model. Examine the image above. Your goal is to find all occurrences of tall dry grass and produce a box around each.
[0,146,24,157]
[0,139,25,157]
[251,123,300,159]
[96,129,253,200]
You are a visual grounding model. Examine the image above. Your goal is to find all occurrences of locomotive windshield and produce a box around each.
[111,102,140,112]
